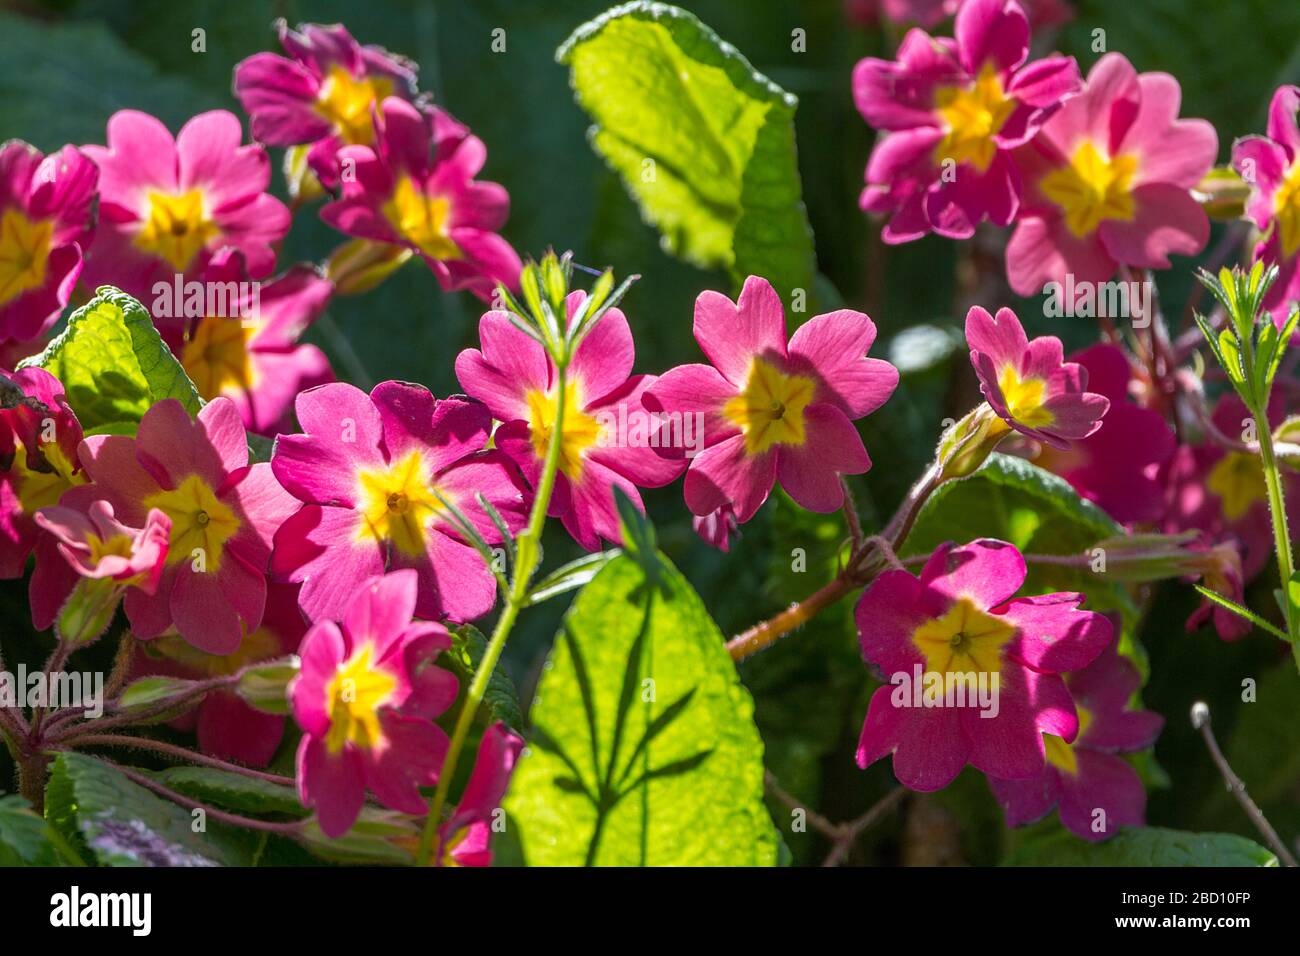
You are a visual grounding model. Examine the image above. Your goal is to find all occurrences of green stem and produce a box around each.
[415,363,569,866]
[1254,409,1297,661]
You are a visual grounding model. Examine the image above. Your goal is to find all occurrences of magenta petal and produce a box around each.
[455,311,551,422]
[298,735,366,838]
[1266,85,1300,159]
[342,569,419,658]
[368,380,438,462]
[858,686,968,791]
[642,363,738,441]
[787,310,897,418]
[425,396,493,471]
[293,619,345,736]
[273,505,386,623]
[197,692,284,768]
[366,713,450,813]
[919,539,1026,609]
[292,382,387,462]
[997,594,1112,673]
[989,768,1060,828]
[965,305,1028,370]
[1006,215,1116,296]
[1006,55,1081,110]
[562,457,640,551]
[683,433,777,524]
[568,302,634,405]
[776,405,871,511]
[395,530,496,623]
[169,562,249,655]
[136,399,223,489]
[955,0,1029,77]
[693,276,788,387]
[177,110,271,209]
[1058,750,1147,840]
[855,568,929,677]
[1097,183,1209,269]
[433,451,530,541]
[961,665,1051,780]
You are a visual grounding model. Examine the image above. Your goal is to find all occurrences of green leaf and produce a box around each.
[19,287,202,431]
[1192,584,1289,640]
[45,753,251,866]
[151,767,306,818]
[296,807,419,865]
[1003,825,1277,867]
[449,625,523,731]
[505,551,778,865]
[526,549,620,605]
[558,1,815,302]
[117,676,201,711]
[0,794,59,866]
[235,657,300,716]
[903,453,1125,602]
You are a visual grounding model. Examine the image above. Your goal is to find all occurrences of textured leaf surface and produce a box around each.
[45,753,244,866]
[1004,826,1277,867]
[20,287,202,431]
[505,551,777,865]
[558,1,815,301]
[0,795,58,866]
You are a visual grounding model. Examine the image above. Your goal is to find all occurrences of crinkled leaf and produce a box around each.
[44,752,246,866]
[19,286,202,431]
[505,551,777,866]
[151,767,306,818]
[558,1,815,302]
[449,625,523,731]
[0,795,59,866]
[1003,825,1277,867]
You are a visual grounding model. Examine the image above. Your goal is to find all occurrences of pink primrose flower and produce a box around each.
[856,539,1112,790]
[291,569,459,838]
[646,275,898,525]
[270,381,530,624]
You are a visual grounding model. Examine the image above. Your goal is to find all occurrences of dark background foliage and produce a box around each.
[2,0,1298,864]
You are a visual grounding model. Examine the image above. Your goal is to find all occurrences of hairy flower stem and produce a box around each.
[727,462,945,663]
[1255,415,1299,663]
[110,761,305,836]
[415,363,569,866]
[67,733,296,787]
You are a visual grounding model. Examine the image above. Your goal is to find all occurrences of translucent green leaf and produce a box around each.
[19,286,202,431]
[558,2,815,301]
[505,551,778,865]
[1003,825,1277,866]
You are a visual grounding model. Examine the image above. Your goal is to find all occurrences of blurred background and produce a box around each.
[2,0,1298,864]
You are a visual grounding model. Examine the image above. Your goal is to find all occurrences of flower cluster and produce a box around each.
[854,0,1217,296]
[2,2,1296,868]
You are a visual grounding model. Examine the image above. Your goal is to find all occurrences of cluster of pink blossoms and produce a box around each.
[0,19,529,857]
[2,3,1293,861]
[854,0,1217,296]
